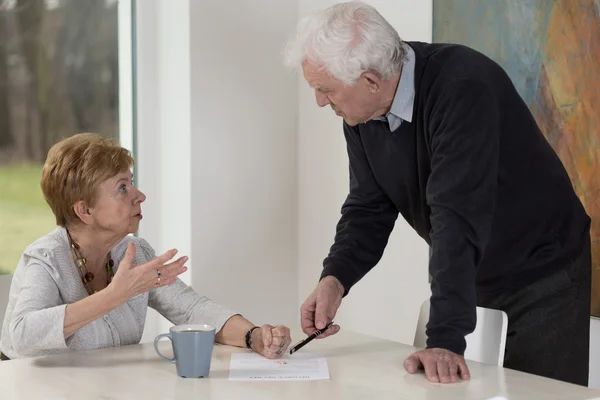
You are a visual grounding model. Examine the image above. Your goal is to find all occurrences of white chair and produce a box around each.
[413,299,508,366]
[0,275,12,333]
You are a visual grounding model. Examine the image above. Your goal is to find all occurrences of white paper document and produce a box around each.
[228,352,330,381]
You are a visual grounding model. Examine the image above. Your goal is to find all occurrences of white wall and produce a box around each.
[296,0,433,345]
[188,0,299,325]
[135,0,194,341]
[134,0,430,346]
[136,0,298,334]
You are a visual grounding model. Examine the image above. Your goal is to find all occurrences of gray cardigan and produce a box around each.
[0,227,236,359]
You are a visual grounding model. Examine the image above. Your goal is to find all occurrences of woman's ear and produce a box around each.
[73,201,93,225]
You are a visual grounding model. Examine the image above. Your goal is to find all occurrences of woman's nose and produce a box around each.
[134,188,146,204]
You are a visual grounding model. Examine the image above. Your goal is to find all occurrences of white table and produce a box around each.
[1,328,599,400]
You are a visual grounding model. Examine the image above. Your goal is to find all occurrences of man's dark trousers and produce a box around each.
[478,235,591,386]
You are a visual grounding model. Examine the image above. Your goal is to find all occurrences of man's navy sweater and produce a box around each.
[320,41,590,355]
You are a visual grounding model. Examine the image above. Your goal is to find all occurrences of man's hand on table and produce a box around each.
[403,348,470,384]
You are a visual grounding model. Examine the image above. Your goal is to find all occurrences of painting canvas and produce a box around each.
[433,0,600,315]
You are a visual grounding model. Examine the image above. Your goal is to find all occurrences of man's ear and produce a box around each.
[362,71,382,93]
[73,201,93,225]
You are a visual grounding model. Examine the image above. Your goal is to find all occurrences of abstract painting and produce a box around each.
[433,0,600,315]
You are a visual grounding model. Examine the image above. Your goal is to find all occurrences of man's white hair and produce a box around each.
[283,1,405,86]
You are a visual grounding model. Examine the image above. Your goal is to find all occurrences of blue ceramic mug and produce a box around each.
[154,324,216,378]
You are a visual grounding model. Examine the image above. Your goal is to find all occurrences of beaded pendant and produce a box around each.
[67,230,115,296]
[83,272,94,283]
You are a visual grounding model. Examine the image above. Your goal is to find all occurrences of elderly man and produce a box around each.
[284,1,591,386]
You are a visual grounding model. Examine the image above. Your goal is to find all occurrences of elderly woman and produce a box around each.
[0,133,291,360]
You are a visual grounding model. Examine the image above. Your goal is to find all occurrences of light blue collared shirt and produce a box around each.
[373,44,416,131]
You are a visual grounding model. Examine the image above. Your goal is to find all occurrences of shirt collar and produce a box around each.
[374,43,416,131]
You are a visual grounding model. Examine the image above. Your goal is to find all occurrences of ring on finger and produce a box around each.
[156,269,161,286]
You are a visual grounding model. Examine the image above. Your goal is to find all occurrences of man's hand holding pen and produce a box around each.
[300,276,344,339]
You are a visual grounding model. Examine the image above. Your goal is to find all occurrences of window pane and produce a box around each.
[0,0,131,275]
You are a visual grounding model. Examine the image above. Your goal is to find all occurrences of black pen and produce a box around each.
[289,322,334,355]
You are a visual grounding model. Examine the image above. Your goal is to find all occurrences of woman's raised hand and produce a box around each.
[110,243,188,300]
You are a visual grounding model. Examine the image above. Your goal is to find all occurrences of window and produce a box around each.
[0,0,134,275]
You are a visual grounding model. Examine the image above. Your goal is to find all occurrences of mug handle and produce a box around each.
[154,333,176,363]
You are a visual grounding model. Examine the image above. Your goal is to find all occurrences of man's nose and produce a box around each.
[315,91,330,108]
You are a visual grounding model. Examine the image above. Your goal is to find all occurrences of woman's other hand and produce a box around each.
[251,324,292,359]
[109,243,188,301]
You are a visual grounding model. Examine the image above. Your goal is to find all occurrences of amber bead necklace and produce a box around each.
[66,230,114,295]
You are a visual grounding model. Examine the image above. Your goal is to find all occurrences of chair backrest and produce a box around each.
[413,299,508,366]
[0,275,12,333]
